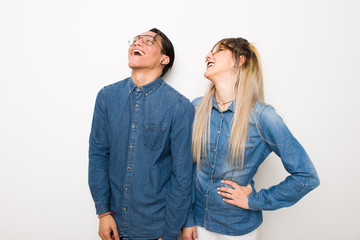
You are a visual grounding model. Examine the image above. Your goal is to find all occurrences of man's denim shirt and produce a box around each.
[89,77,194,240]
[185,97,319,236]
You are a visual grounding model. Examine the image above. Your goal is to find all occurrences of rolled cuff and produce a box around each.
[95,201,110,215]
[248,193,262,211]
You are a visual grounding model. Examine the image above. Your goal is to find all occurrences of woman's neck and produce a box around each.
[214,80,236,112]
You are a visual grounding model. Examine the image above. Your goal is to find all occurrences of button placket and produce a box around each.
[121,89,144,229]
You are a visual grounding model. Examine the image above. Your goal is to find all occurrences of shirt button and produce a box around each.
[125,187,129,191]
[145,93,149,96]
[123,207,127,211]
[129,146,134,149]
[135,104,139,108]
[218,131,220,134]
[127,166,131,170]
[213,149,216,152]
[212,165,215,168]
[132,124,136,129]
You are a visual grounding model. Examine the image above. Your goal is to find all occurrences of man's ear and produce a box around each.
[160,56,170,65]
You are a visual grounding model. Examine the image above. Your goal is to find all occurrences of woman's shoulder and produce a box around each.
[191,96,203,109]
[250,101,279,124]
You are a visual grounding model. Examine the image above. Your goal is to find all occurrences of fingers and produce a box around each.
[193,230,197,240]
[218,188,233,199]
[223,198,236,205]
[218,181,252,210]
[218,186,235,195]
[99,215,119,240]
[219,181,252,195]
[99,231,113,240]
[221,179,240,189]
[111,226,120,240]
[182,226,197,240]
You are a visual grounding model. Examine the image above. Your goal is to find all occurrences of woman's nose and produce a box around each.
[205,52,213,62]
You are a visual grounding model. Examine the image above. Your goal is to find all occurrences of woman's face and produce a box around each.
[204,42,236,81]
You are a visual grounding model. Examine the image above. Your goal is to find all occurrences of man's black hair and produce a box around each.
[149,28,175,77]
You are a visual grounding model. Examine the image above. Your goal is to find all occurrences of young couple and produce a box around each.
[88,28,319,240]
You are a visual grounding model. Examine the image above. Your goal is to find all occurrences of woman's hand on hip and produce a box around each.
[218,180,252,209]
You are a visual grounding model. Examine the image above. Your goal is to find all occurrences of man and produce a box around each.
[88,28,194,240]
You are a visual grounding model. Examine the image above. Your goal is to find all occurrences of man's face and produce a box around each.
[128,31,165,72]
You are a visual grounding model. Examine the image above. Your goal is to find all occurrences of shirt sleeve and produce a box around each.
[162,98,195,240]
[88,88,111,214]
[248,105,320,211]
[183,162,196,228]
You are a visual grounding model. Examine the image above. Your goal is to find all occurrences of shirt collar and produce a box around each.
[212,95,235,113]
[128,77,163,95]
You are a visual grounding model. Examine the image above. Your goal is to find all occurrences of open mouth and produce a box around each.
[132,49,145,56]
[207,62,214,69]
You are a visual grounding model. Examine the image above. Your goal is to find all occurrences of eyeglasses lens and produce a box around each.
[211,43,221,55]
[128,35,155,46]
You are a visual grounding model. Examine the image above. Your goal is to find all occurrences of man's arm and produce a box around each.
[89,88,111,214]
[89,88,120,240]
[162,99,194,240]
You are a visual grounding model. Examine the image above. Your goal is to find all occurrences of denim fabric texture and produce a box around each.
[89,77,194,240]
[184,96,319,236]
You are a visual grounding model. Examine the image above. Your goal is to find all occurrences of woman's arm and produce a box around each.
[248,105,320,211]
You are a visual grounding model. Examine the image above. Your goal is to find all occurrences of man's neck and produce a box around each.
[131,70,162,87]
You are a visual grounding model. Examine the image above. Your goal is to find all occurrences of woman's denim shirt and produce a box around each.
[185,97,320,236]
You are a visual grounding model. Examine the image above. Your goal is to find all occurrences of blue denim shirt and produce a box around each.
[185,96,319,236]
[89,77,194,240]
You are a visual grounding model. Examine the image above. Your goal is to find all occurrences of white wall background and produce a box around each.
[1,0,359,239]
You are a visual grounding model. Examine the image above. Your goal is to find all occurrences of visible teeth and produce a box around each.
[132,50,145,56]
[207,62,214,68]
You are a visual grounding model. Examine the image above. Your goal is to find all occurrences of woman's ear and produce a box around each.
[160,56,170,65]
[238,55,246,67]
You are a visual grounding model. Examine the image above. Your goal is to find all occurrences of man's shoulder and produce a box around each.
[160,81,190,104]
[101,77,130,92]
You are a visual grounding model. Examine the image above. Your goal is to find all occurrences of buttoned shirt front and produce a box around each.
[89,77,194,240]
[185,96,319,236]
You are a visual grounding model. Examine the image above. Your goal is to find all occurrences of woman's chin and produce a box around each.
[204,69,213,79]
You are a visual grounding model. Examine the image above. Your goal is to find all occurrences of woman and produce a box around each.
[182,38,319,240]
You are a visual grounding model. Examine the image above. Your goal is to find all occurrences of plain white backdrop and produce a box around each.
[1,0,359,239]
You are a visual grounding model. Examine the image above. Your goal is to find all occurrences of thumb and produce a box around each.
[111,225,120,240]
[193,231,197,240]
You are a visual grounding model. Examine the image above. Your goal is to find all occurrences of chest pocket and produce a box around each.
[246,138,255,148]
[143,123,166,151]
[243,137,255,163]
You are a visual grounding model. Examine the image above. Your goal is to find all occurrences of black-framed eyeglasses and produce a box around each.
[128,34,165,52]
[210,42,238,55]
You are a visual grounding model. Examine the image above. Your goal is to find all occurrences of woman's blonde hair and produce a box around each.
[192,37,264,168]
